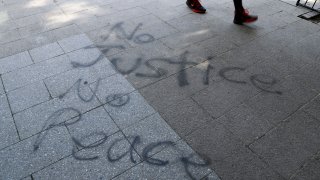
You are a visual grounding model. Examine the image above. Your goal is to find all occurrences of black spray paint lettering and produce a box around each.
[219,67,247,84]
[250,74,282,95]
[33,107,82,151]
[111,57,143,75]
[203,64,214,85]
[71,45,125,68]
[107,136,140,163]
[180,154,211,180]
[105,93,130,107]
[72,132,109,161]
[58,78,101,102]
[218,67,282,94]
[141,141,176,166]
[135,57,171,78]
[102,22,155,44]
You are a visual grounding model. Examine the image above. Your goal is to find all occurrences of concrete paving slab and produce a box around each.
[92,73,135,104]
[303,95,320,121]
[33,132,141,180]
[122,113,181,156]
[0,126,73,180]
[2,54,73,92]
[29,42,64,62]
[115,140,214,180]
[13,85,101,139]
[0,51,33,74]
[250,111,320,178]
[7,81,51,114]
[67,107,119,145]
[104,91,156,129]
[0,94,19,150]
[159,97,214,138]
[58,34,93,53]
[0,77,4,95]
[291,151,320,180]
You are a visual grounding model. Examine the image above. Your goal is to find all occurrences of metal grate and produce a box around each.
[296,0,320,12]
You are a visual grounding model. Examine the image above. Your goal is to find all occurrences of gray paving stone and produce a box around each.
[122,113,180,156]
[0,38,33,59]
[17,22,48,38]
[12,13,43,28]
[221,104,274,145]
[291,152,320,180]
[141,1,189,21]
[7,81,51,114]
[104,91,155,129]
[33,132,141,180]
[0,77,4,95]
[284,30,320,64]
[243,90,302,125]
[159,98,214,138]
[13,85,101,139]
[160,30,216,50]
[115,140,213,180]
[0,94,19,150]
[167,13,213,33]
[0,51,33,74]
[29,42,64,62]
[277,75,318,105]
[2,54,73,92]
[197,36,237,57]
[303,95,320,121]
[185,120,281,180]
[192,80,260,119]
[250,111,320,178]
[140,64,210,110]
[185,120,243,163]
[0,29,21,44]
[0,126,73,180]
[287,63,320,92]
[67,107,119,144]
[58,34,93,53]
[48,24,82,42]
[211,142,284,180]
[66,45,107,68]
[92,73,135,104]
[45,51,116,97]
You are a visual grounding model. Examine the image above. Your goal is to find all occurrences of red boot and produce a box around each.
[233,9,258,25]
[186,0,206,14]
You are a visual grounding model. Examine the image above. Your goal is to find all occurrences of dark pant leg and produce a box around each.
[233,0,244,12]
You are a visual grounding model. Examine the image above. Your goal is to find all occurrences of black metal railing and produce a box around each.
[297,0,320,12]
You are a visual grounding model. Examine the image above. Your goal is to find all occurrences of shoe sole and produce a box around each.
[233,17,258,25]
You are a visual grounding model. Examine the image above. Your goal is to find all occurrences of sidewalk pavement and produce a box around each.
[0,0,320,179]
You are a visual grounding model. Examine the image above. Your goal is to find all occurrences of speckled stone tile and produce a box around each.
[13,85,101,139]
[122,113,181,157]
[104,91,156,129]
[33,132,141,180]
[91,73,135,104]
[67,107,119,144]
[0,51,33,74]
[0,94,19,150]
[0,126,73,180]
[58,34,93,53]
[7,81,51,114]
[114,140,215,180]
[29,42,64,63]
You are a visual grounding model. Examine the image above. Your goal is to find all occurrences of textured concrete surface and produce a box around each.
[0,0,320,179]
